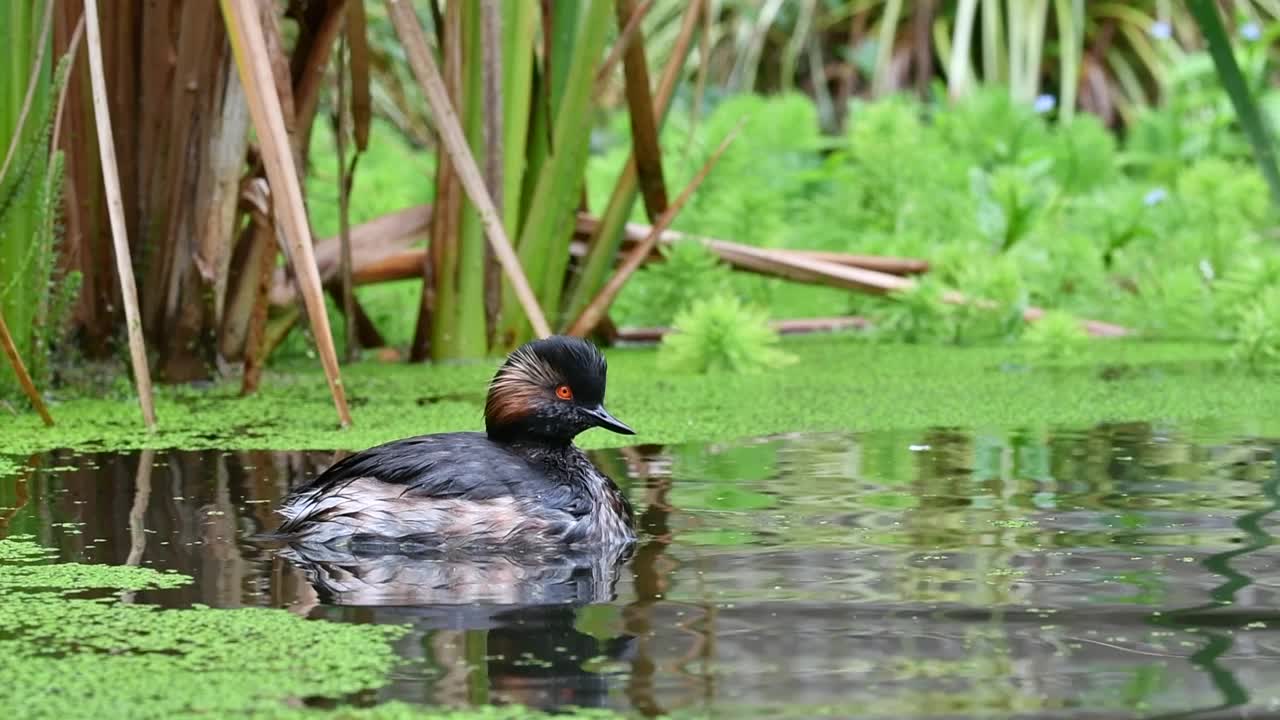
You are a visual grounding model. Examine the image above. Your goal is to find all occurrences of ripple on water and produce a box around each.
[2,423,1279,718]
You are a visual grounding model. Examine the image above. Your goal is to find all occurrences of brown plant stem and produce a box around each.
[222,0,352,427]
[344,0,372,151]
[84,0,156,429]
[615,0,669,221]
[240,198,278,397]
[336,32,357,362]
[0,309,53,426]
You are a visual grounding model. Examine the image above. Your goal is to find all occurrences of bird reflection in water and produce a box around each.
[277,540,634,607]
[276,539,638,713]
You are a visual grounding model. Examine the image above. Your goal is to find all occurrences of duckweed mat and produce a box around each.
[2,337,1276,458]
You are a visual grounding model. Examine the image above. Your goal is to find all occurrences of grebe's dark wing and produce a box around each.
[275,433,579,538]
[287,432,556,497]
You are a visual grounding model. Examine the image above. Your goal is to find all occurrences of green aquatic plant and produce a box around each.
[875,277,958,345]
[1214,254,1280,327]
[1045,113,1119,194]
[1135,266,1216,340]
[2,336,1279,456]
[1189,0,1280,209]
[1022,311,1089,361]
[0,533,53,562]
[658,294,795,374]
[0,558,192,593]
[1230,285,1280,372]
[264,706,638,719]
[0,535,407,719]
[608,93,1280,351]
[612,239,734,328]
[932,86,1052,169]
[0,455,21,481]
[1,32,80,402]
[971,161,1056,252]
[876,255,1028,346]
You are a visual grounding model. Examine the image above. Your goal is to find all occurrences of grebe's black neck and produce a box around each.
[486,423,575,451]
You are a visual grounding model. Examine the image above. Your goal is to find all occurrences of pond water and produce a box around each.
[3,423,1280,719]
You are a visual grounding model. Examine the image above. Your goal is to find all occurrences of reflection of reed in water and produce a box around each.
[617,443,721,719]
[1146,447,1280,720]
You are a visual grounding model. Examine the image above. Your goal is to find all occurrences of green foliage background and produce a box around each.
[302,82,1280,368]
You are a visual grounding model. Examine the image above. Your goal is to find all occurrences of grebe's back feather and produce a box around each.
[276,432,625,549]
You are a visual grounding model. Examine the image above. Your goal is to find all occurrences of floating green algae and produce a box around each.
[258,704,643,719]
[0,561,191,592]
[0,536,407,720]
[2,338,1279,456]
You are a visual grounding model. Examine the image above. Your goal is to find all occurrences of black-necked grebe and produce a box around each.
[275,336,636,552]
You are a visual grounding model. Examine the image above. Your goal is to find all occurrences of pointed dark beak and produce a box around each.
[587,405,634,435]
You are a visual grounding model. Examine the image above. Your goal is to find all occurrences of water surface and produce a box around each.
[3,423,1280,718]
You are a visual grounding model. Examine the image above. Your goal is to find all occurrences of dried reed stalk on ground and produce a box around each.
[577,217,1128,337]
[615,316,871,343]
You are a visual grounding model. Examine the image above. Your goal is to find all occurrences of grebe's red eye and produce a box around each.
[555,384,573,400]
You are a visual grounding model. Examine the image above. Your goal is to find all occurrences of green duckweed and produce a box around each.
[2,338,1277,457]
[0,536,406,719]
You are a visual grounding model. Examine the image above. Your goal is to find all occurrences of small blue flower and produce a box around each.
[1149,20,1172,40]
[1241,22,1261,41]
[1033,94,1056,114]
[1144,187,1168,206]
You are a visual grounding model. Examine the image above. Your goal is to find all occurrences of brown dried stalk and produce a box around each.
[344,0,372,150]
[240,197,278,396]
[0,310,53,426]
[336,32,357,362]
[221,0,353,427]
[84,0,156,429]
[290,2,347,161]
[573,216,1129,337]
[408,0,461,362]
[615,0,669,221]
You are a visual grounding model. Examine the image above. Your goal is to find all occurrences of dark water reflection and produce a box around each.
[4,423,1280,718]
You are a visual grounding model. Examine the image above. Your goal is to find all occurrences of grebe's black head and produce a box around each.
[485,335,634,444]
